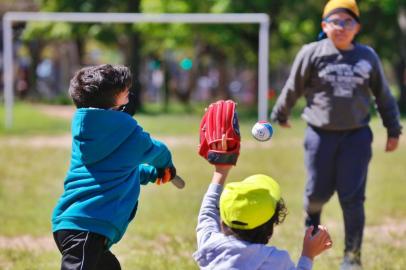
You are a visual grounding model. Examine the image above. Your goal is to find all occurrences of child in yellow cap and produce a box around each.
[271,1,402,269]
[193,144,332,269]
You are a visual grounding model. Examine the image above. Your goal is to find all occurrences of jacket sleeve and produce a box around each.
[136,129,174,169]
[271,44,313,124]
[296,256,313,270]
[369,49,403,137]
[196,184,223,249]
[138,164,158,185]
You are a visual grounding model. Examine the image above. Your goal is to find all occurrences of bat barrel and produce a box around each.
[171,175,185,189]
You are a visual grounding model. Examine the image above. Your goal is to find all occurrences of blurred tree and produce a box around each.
[211,0,406,112]
[22,0,143,113]
[0,0,39,99]
[140,0,325,105]
[139,0,241,106]
[139,0,267,106]
[396,6,406,113]
[357,0,406,113]
[18,0,406,112]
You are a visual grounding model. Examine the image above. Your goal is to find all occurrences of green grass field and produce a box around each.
[0,103,405,269]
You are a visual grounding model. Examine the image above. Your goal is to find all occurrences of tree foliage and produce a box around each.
[19,0,406,110]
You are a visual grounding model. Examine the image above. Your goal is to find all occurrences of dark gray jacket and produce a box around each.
[271,38,402,137]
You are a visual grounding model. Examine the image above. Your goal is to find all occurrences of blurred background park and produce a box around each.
[0,0,406,269]
[0,0,405,113]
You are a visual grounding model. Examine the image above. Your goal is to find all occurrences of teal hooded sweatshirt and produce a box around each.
[52,108,173,246]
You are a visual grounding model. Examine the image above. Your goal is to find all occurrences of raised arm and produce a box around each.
[196,165,232,248]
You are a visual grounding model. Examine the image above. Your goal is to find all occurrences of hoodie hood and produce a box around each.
[72,108,136,165]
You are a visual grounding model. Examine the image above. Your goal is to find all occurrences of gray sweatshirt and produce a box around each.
[271,38,402,137]
[193,184,312,270]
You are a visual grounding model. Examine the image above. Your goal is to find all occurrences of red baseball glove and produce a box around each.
[198,100,240,165]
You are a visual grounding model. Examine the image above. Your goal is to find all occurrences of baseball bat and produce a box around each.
[171,175,185,189]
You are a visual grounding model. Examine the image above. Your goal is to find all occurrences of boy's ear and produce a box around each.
[321,21,328,32]
[355,23,361,35]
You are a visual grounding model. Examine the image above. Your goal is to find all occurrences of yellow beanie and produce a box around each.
[323,0,360,19]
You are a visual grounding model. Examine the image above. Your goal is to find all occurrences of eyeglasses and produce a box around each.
[324,18,357,30]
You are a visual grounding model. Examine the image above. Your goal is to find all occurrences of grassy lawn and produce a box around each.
[0,103,405,269]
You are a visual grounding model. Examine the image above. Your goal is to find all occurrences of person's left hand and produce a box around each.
[385,137,399,152]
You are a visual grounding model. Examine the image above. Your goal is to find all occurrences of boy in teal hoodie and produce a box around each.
[52,64,175,270]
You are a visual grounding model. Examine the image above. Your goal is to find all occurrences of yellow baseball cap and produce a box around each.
[219,174,281,230]
[323,0,360,20]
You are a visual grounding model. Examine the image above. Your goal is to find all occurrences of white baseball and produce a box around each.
[251,122,273,141]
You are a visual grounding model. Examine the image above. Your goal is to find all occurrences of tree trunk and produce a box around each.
[163,60,170,112]
[27,40,43,97]
[215,50,230,100]
[178,37,203,109]
[396,7,406,114]
[123,32,143,115]
[395,60,406,113]
[75,38,85,66]
[122,0,142,115]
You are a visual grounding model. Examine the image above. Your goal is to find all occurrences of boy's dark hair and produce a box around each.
[69,64,132,109]
[221,199,288,244]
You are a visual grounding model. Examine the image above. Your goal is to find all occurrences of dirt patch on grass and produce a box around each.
[0,134,283,149]
[1,219,405,252]
[1,134,72,149]
[365,219,406,248]
[35,104,75,120]
[10,104,406,149]
[325,218,406,248]
[0,235,55,251]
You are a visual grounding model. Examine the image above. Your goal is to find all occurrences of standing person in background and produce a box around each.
[270,0,402,269]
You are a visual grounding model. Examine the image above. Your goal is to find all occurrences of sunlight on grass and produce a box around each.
[0,103,405,269]
[0,103,70,135]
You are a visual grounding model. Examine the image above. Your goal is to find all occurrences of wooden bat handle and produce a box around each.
[171,175,185,189]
